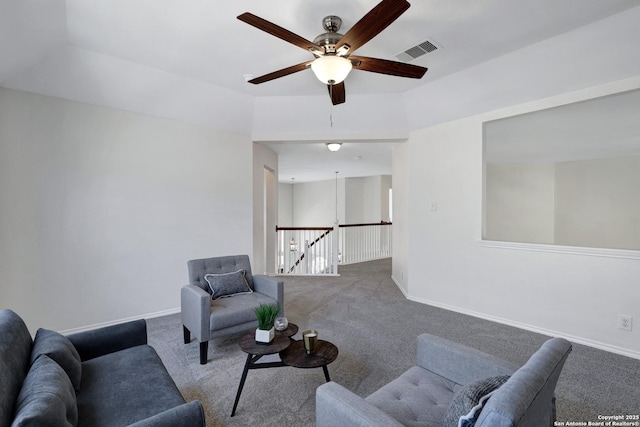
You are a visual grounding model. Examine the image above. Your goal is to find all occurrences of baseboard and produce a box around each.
[391,275,409,298]
[60,307,180,335]
[406,295,640,361]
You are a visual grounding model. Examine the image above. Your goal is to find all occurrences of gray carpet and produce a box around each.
[147,258,640,426]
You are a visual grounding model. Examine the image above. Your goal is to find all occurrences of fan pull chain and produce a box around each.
[329,85,334,127]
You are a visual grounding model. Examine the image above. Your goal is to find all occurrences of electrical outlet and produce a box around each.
[619,315,633,332]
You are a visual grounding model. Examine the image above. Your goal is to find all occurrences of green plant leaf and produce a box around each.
[254,304,281,330]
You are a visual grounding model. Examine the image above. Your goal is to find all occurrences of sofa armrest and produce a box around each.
[316,382,403,427]
[67,319,147,362]
[127,401,205,427]
[181,284,211,342]
[416,333,517,385]
[253,275,284,314]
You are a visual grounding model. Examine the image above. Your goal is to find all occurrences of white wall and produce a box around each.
[391,144,409,295]
[0,88,254,332]
[345,176,391,224]
[345,178,366,224]
[278,182,293,227]
[278,179,346,227]
[278,175,391,227]
[394,79,640,358]
[485,163,556,244]
[485,155,640,249]
[252,143,278,274]
[381,175,392,222]
[555,154,640,250]
[295,179,344,227]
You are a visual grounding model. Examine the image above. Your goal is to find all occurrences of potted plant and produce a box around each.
[254,303,280,343]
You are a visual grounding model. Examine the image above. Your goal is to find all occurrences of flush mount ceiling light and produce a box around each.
[326,142,342,152]
[310,55,353,85]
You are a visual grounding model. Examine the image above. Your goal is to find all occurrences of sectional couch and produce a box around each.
[0,309,205,427]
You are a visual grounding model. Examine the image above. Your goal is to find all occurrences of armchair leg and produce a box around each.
[200,341,208,365]
[183,326,190,344]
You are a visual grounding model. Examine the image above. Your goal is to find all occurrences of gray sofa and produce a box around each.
[317,333,572,427]
[1,309,205,427]
[181,255,284,364]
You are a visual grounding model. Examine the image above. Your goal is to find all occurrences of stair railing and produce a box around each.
[275,221,392,275]
[275,225,337,275]
[338,221,392,265]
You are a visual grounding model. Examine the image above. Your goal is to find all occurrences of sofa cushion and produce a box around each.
[13,354,78,427]
[77,344,185,427]
[188,255,254,292]
[210,292,277,331]
[205,269,252,300]
[366,366,456,427]
[441,375,510,427]
[31,328,82,391]
[0,309,33,427]
[476,338,572,427]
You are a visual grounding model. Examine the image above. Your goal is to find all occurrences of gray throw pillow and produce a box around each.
[441,375,510,427]
[205,269,253,300]
[31,328,82,392]
[13,354,78,427]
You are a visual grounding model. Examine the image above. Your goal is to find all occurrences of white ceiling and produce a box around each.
[2,0,640,182]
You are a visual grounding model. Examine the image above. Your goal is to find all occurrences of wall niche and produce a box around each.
[483,89,640,251]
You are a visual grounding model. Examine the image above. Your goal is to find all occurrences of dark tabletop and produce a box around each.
[238,323,299,356]
[238,333,291,356]
[279,340,338,369]
[276,323,298,338]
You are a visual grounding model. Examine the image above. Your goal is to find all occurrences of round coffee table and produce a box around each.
[231,323,298,417]
[231,323,339,417]
[237,322,298,356]
[276,322,299,338]
[279,340,339,382]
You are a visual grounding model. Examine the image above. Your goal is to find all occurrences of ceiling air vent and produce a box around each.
[395,39,439,62]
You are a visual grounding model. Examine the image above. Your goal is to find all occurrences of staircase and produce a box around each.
[276,222,392,275]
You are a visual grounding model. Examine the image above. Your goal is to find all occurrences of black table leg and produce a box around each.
[322,365,331,382]
[231,353,252,417]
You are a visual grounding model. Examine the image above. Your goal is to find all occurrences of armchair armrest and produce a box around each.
[181,284,211,342]
[416,333,516,385]
[127,401,205,427]
[316,382,403,427]
[252,275,284,314]
[67,319,147,362]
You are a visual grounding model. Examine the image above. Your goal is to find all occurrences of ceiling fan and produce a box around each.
[237,0,428,105]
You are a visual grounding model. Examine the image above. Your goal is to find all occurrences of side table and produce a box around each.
[231,324,298,417]
[279,340,338,382]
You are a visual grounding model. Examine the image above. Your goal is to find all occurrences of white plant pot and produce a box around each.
[255,327,275,344]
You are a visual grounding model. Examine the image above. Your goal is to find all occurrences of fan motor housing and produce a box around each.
[314,16,344,54]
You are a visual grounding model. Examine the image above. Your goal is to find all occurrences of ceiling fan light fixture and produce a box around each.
[311,55,352,85]
[326,142,342,152]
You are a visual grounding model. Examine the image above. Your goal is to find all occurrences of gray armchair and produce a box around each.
[316,333,572,427]
[181,255,284,364]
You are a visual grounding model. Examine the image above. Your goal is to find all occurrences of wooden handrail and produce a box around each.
[277,223,391,231]
[276,226,333,231]
[339,221,392,228]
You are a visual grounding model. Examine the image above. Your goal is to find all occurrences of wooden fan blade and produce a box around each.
[238,13,323,55]
[350,56,427,79]
[327,82,346,105]
[335,0,410,55]
[248,61,312,84]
